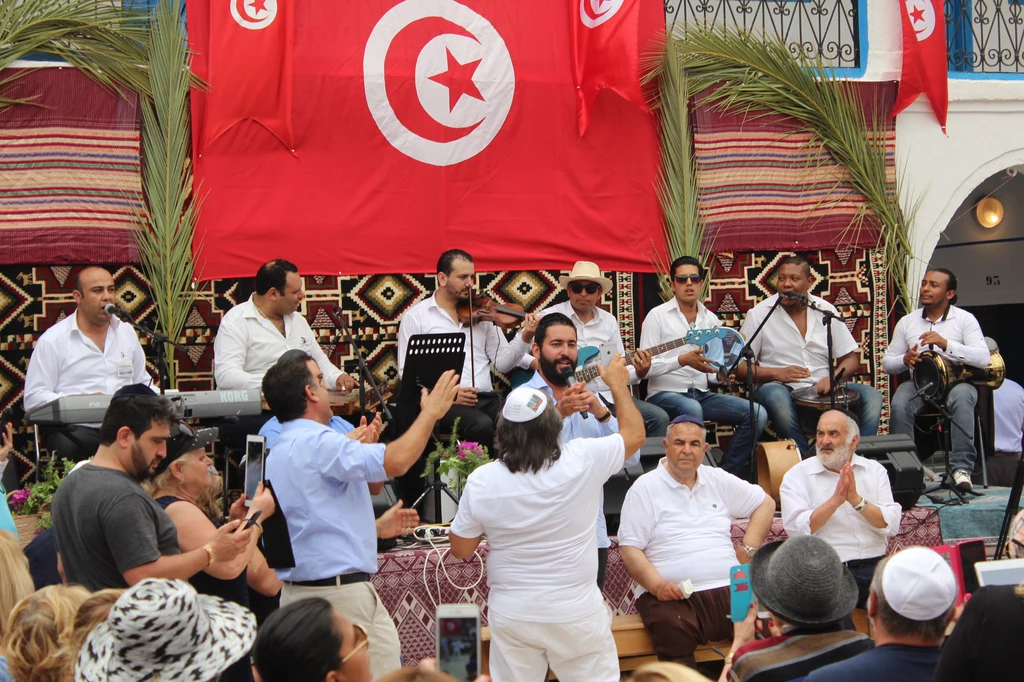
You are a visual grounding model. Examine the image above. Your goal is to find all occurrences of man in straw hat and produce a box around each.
[516,260,670,437]
[449,354,646,682]
[806,546,958,682]
[723,535,872,682]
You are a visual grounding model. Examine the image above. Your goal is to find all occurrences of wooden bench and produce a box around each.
[480,614,730,677]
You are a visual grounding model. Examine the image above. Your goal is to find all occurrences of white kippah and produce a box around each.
[502,387,549,423]
[881,547,958,621]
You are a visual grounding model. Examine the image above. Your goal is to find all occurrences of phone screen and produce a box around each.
[244,438,266,504]
[437,616,479,682]
[959,540,986,594]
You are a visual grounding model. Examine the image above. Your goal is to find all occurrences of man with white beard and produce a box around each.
[780,410,901,609]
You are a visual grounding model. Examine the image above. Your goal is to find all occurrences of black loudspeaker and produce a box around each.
[855,435,925,510]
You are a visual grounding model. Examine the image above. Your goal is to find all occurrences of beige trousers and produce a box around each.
[281,580,402,678]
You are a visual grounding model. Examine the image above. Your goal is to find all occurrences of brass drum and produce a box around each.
[913,350,1005,400]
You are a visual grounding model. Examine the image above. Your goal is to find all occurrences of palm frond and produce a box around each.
[0,0,152,108]
[132,0,201,387]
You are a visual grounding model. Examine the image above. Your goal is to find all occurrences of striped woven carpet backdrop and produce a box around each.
[0,68,143,264]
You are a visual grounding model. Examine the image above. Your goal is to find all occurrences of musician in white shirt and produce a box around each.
[737,255,882,458]
[516,260,669,437]
[641,256,767,475]
[780,410,901,609]
[882,268,990,492]
[24,266,153,461]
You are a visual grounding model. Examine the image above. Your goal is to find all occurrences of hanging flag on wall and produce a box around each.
[571,0,650,137]
[892,0,948,131]
[185,0,664,279]
[199,0,294,151]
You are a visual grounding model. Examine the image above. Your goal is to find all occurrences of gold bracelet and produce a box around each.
[203,544,215,567]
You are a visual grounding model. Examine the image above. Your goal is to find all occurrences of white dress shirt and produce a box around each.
[740,294,858,388]
[213,295,344,390]
[24,312,153,414]
[994,379,1024,454]
[517,301,638,399]
[780,454,901,562]
[641,299,721,396]
[881,306,990,375]
[618,461,766,592]
[396,294,529,391]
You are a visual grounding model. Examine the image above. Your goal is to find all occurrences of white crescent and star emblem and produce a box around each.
[580,0,624,29]
[363,0,515,167]
[231,0,277,30]
[904,0,935,41]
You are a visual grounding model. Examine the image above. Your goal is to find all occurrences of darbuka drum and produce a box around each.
[791,385,861,412]
[914,350,1005,400]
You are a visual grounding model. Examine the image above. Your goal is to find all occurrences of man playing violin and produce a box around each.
[737,255,882,458]
[395,250,537,507]
[640,256,767,476]
[882,268,989,492]
[516,260,670,437]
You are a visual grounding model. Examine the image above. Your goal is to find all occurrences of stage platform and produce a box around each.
[916,486,1020,546]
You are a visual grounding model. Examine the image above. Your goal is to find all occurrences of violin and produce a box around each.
[455,293,526,330]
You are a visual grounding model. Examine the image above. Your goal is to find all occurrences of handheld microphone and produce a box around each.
[103,303,127,317]
[558,366,588,418]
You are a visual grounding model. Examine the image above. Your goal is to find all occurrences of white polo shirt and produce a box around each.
[450,434,625,623]
[618,461,767,592]
[740,293,858,388]
[780,454,902,562]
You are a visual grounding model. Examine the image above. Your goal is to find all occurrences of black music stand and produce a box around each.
[399,333,466,521]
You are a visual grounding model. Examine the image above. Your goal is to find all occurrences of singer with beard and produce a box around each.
[737,256,882,458]
[882,268,990,493]
[520,313,640,588]
[394,249,537,508]
[780,410,901,610]
[24,266,154,462]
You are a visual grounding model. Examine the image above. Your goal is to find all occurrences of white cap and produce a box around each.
[501,387,549,423]
[881,547,958,621]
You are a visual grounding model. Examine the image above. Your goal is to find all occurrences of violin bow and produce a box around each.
[466,285,476,389]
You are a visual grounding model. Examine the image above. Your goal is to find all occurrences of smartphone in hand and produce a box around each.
[244,435,267,507]
[436,603,481,682]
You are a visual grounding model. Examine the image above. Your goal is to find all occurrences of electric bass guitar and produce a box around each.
[575,327,741,385]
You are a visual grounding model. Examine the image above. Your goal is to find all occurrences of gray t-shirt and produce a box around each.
[52,464,179,590]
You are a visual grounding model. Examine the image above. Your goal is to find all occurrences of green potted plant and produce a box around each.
[420,418,491,498]
[7,458,75,546]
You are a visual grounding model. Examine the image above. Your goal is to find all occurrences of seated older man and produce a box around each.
[618,415,775,665]
[780,409,901,609]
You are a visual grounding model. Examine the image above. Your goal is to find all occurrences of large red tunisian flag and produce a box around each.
[186,0,665,279]
[571,0,649,137]
[892,0,948,131]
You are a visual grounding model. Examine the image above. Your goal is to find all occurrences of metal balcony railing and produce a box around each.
[947,0,1024,74]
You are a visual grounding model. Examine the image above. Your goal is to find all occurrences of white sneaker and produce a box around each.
[953,469,973,492]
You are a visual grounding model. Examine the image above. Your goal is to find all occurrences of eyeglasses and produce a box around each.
[568,282,601,295]
[342,623,369,663]
[673,275,704,284]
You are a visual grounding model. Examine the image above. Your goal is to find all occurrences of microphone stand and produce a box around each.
[728,294,785,483]
[920,385,979,505]
[330,306,392,421]
[804,297,842,410]
[113,310,189,395]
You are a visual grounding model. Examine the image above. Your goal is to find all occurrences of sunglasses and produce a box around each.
[673,275,704,284]
[342,623,369,663]
[568,282,601,295]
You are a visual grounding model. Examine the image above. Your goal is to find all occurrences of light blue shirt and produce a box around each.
[260,415,353,448]
[265,419,387,581]
[524,371,640,547]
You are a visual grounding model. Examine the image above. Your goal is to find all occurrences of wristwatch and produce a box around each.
[741,542,758,557]
[852,497,869,513]
[596,409,612,423]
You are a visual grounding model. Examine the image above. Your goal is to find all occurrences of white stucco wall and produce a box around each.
[860,0,1024,293]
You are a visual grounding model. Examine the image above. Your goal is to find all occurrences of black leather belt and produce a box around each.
[844,556,883,569]
[288,572,370,587]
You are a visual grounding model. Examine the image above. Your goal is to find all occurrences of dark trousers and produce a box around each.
[597,547,608,590]
[635,586,733,665]
[840,555,883,630]
[40,425,101,462]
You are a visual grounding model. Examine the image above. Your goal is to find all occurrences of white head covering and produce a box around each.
[502,387,549,423]
[881,547,958,621]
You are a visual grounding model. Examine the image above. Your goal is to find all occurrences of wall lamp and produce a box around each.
[976,197,1003,229]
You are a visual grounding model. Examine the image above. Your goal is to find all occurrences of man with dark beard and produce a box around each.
[780,409,902,608]
[51,384,253,590]
[519,313,641,587]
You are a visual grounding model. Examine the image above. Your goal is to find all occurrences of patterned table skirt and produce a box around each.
[372,508,941,666]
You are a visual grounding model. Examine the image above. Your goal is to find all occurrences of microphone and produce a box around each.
[558,366,588,418]
[780,291,808,303]
[912,381,935,399]
[103,303,128,317]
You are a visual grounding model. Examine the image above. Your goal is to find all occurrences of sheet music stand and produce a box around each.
[399,333,466,521]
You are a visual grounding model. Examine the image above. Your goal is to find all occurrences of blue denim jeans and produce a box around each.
[890,380,978,474]
[753,381,883,458]
[647,389,767,476]
[635,399,669,438]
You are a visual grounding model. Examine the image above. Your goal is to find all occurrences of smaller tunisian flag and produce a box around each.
[571,0,649,137]
[892,0,948,131]
[201,0,294,151]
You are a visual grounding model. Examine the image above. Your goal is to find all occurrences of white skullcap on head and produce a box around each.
[881,547,958,621]
[502,387,549,423]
